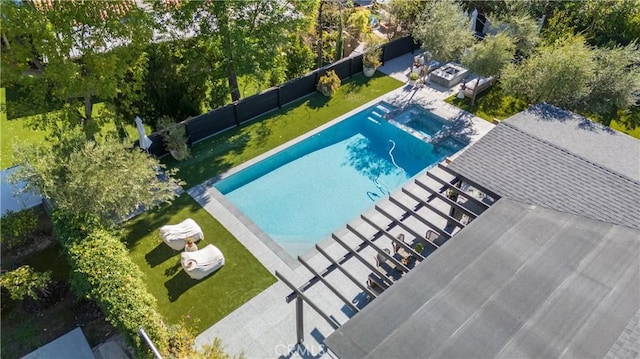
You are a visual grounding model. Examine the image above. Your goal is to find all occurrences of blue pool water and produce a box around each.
[214,102,463,257]
[392,105,451,139]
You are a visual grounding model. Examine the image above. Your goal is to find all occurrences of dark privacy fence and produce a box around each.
[139,36,418,157]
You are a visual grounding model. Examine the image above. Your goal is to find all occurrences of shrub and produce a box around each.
[317,70,341,97]
[51,212,229,357]
[363,47,382,69]
[52,212,170,355]
[0,265,51,301]
[0,208,38,250]
[158,116,190,161]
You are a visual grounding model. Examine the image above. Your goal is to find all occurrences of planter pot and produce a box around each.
[408,80,417,87]
[318,85,333,97]
[363,66,376,77]
[169,144,188,161]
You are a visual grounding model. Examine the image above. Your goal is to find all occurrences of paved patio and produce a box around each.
[189,53,494,359]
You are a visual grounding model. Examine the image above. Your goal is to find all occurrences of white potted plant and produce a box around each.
[362,47,382,77]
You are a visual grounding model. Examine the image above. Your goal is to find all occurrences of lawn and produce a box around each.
[164,72,404,189]
[444,86,528,123]
[0,88,152,169]
[445,86,640,139]
[122,194,276,333]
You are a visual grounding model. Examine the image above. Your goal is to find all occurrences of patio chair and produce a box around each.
[392,233,407,255]
[160,218,204,250]
[366,273,386,297]
[181,244,225,280]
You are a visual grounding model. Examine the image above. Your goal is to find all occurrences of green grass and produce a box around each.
[611,119,640,138]
[122,194,276,332]
[0,88,50,169]
[164,72,404,188]
[0,89,152,169]
[0,315,40,359]
[444,87,528,123]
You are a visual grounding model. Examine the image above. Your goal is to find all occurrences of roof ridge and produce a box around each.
[501,122,640,186]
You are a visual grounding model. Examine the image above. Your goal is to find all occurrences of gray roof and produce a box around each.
[505,104,640,181]
[324,199,640,359]
[448,105,640,229]
[22,327,94,359]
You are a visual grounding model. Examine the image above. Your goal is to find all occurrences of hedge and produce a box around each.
[52,212,170,356]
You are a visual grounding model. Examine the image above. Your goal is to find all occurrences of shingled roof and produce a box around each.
[448,103,640,229]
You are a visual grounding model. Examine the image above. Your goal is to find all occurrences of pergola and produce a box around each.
[276,163,500,343]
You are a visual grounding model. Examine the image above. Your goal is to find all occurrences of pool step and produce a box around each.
[371,111,383,118]
[367,116,381,124]
[376,104,392,113]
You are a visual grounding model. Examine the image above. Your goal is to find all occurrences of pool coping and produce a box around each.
[195,98,466,269]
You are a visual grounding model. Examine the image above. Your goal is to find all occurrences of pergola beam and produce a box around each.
[426,171,490,210]
[437,164,500,199]
[275,271,340,344]
[374,205,439,251]
[298,256,360,314]
[360,215,425,261]
[401,188,466,229]
[415,178,480,218]
[346,224,410,273]
[315,244,378,299]
[388,196,451,239]
[332,234,394,286]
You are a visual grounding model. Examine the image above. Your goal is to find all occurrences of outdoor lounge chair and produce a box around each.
[180,244,225,280]
[464,76,494,98]
[160,218,204,250]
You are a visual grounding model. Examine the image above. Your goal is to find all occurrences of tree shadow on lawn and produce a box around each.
[123,194,203,249]
[164,268,222,302]
[145,243,179,268]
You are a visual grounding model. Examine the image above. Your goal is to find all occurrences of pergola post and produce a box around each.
[296,297,304,344]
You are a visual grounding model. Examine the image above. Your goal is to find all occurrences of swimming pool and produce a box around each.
[214,102,463,257]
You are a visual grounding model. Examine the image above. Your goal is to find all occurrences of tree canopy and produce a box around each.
[501,32,639,123]
[158,0,318,103]
[1,1,153,127]
[11,131,183,226]
[500,35,595,109]
[412,0,475,62]
[462,32,515,104]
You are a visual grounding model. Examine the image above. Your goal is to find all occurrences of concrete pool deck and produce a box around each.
[189,53,495,359]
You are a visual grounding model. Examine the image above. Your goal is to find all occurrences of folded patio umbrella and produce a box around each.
[135,116,152,151]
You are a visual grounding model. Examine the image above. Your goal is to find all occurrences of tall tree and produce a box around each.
[11,130,183,226]
[1,0,153,127]
[412,0,475,62]
[559,0,640,47]
[500,35,595,109]
[497,11,540,59]
[164,0,317,103]
[461,33,515,105]
[387,0,427,37]
[585,43,640,123]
